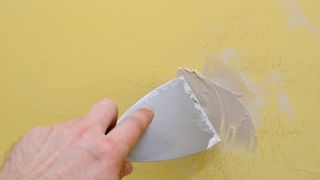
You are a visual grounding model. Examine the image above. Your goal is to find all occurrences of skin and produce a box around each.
[0,99,154,180]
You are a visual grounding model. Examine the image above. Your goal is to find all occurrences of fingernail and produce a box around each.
[141,105,153,112]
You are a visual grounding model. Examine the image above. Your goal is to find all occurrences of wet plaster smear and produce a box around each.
[178,67,258,152]
[173,54,295,179]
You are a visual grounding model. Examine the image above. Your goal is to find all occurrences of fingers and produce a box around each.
[120,161,133,177]
[106,107,154,157]
[84,99,118,133]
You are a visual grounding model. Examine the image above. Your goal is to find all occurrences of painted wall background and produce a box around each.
[0,0,319,179]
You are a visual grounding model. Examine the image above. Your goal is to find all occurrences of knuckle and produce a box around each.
[80,121,92,130]
[75,123,91,136]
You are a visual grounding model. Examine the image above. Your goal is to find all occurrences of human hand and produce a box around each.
[0,99,154,180]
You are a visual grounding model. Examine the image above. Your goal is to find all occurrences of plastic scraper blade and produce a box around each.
[117,76,220,162]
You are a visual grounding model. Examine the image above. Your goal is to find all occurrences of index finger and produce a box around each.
[106,107,154,157]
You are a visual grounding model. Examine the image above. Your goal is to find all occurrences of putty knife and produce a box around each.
[117,76,220,162]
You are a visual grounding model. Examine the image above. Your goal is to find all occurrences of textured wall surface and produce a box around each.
[1,0,319,179]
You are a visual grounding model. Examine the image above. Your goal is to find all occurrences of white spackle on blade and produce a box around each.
[181,76,221,149]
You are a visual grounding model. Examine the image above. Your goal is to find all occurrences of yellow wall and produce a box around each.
[1,0,319,179]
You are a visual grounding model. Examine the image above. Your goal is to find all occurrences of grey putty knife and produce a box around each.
[117,76,220,162]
